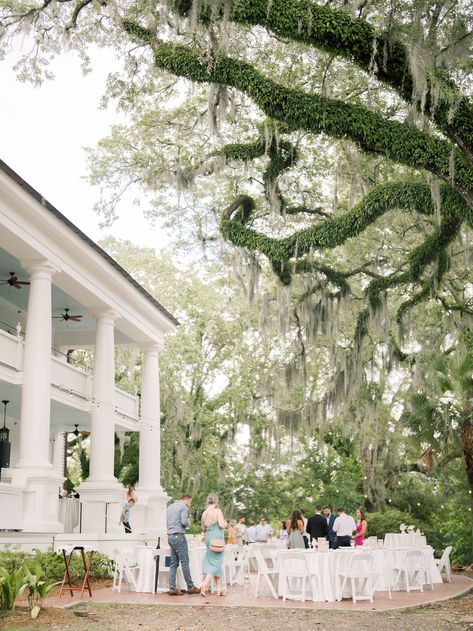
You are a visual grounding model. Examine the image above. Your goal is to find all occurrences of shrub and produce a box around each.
[24,568,60,619]
[0,567,27,611]
[0,549,114,583]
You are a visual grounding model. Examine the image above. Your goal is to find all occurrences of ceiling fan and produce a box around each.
[71,424,90,438]
[53,308,83,323]
[0,272,30,289]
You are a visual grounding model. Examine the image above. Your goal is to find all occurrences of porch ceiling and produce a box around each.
[0,248,134,345]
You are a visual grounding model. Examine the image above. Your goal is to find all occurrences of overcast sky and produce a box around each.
[0,46,164,250]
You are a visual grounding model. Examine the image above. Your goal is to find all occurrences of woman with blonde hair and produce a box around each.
[200,494,228,596]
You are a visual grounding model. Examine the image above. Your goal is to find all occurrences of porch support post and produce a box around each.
[9,259,64,532]
[77,309,122,533]
[136,344,168,534]
[17,261,57,469]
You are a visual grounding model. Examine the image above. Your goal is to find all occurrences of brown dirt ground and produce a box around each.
[2,571,472,631]
[0,592,472,631]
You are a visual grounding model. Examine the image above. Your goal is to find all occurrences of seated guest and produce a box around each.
[306,504,328,545]
[287,510,305,549]
[323,505,337,548]
[332,507,356,548]
[278,520,289,543]
[255,516,273,542]
[353,508,368,546]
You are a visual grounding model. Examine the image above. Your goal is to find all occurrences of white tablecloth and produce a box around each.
[58,498,80,534]
[384,533,427,549]
[136,545,212,593]
[275,547,441,602]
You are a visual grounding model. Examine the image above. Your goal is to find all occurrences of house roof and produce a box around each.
[0,159,178,327]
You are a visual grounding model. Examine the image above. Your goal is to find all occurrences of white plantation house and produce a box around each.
[0,159,176,546]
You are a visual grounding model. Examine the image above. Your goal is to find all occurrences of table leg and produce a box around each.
[80,549,94,598]
[59,549,75,598]
[154,555,160,594]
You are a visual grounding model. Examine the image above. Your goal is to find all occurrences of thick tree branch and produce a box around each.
[173,0,473,161]
[121,32,473,204]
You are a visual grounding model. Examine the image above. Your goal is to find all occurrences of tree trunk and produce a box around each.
[461,423,473,563]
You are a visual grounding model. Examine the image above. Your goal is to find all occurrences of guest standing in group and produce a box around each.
[246,521,257,543]
[166,494,201,595]
[324,505,337,549]
[300,509,310,548]
[227,519,237,544]
[332,507,356,548]
[200,494,228,597]
[255,516,273,542]
[235,516,247,545]
[278,520,289,543]
[306,504,328,546]
[353,508,368,546]
[119,497,135,533]
[287,510,305,549]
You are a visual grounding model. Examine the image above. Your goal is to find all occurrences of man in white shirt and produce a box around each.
[235,515,247,545]
[254,516,273,542]
[332,507,356,548]
[246,521,257,543]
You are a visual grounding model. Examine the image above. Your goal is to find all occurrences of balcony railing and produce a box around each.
[0,483,23,529]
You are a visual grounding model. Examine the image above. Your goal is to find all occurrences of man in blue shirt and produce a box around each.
[166,494,200,595]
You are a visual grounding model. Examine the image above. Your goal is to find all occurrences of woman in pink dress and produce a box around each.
[353,508,368,546]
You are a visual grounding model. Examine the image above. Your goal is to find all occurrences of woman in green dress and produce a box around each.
[200,494,228,596]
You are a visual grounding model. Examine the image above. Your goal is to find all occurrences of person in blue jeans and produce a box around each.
[166,493,200,595]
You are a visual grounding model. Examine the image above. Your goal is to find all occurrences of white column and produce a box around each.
[139,345,162,489]
[88,309,117,482]
[17,261,57,469]
[7,259,64,533]
[135,344,169,535]
[78,309,122,533]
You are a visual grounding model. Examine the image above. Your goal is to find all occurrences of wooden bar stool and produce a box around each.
[58,545,95,598]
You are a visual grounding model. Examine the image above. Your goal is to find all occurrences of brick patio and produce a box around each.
[46,573,473,613]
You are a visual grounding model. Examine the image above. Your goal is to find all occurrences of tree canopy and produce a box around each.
[1,0,473,559]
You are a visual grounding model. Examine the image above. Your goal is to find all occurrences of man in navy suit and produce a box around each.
[324,505,337,548]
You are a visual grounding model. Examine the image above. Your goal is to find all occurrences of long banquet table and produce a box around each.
[274,546,442,602]
[384,532,427,549]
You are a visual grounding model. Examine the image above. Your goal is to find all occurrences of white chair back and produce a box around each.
[112,548,139,593]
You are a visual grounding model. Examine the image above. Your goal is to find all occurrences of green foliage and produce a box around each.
[24,568,59,619]
[0,549,114,583]
[0,566,27,611]
[366,509,422,540]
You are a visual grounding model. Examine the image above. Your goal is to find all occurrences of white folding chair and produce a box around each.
[421,548,435,590]
[338,552,378,603]
[112,548,140,593]
[435,546,453,583]
[280,551,310,602]
[392,549,424,592]
[253,549,279,599]
[225,546,249,585]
